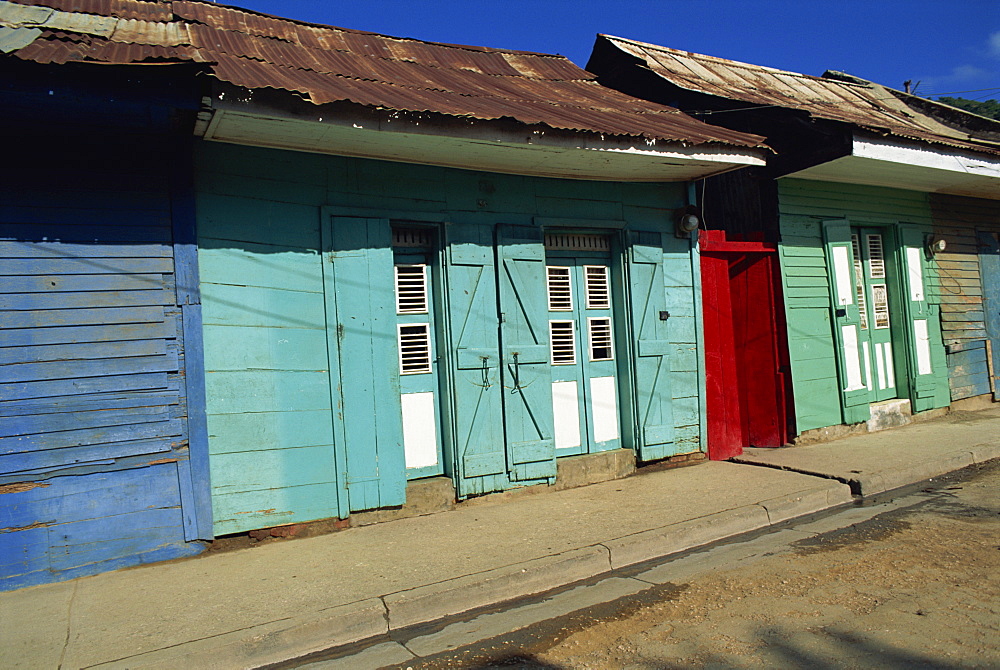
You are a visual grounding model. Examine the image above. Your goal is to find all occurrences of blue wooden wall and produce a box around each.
[0,62,210,591]
[196,141,699,535]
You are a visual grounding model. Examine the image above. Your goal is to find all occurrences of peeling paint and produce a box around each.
[0,481,50,495]
[1,521,50,533]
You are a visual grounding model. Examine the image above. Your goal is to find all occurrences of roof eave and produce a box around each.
[782,133,1000,200]
[201,85,766,182]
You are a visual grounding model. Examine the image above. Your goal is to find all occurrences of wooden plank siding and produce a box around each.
[0,65,209,590]
[196,141,696,535]
[776,179,951,432]
[928,194,1000,401]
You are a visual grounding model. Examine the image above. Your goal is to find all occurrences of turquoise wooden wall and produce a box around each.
[777,179,950,433]
[195,141,698,535]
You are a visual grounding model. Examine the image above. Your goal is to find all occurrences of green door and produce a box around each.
[392,227,445,479]
[545,234,621,455]
[851,228,899,402]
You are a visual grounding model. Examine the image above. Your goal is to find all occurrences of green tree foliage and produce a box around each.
[936,97,1000,120]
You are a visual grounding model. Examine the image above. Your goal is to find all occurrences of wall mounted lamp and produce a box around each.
[926,237,947,256]
[674,205,702,238]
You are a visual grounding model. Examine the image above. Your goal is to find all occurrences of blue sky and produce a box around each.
[227,0,999,101]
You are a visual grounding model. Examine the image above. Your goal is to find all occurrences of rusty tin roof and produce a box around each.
[0,0,768,150]
[594,34,1000,156]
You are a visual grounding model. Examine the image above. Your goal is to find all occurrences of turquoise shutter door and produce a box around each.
[497,224,556,482]
[443,223,507,497]
[627,230,676,460]
[324,216,406,512]
[822,219,871,424]
[897,225,948,412]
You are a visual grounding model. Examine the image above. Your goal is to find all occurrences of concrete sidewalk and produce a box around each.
[3,407,999,670]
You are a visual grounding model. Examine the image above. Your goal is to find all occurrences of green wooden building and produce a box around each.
[588,36,1000,448]
[176,5,769,533]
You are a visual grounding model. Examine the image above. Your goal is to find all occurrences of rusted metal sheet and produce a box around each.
[595,34,1000,157]
[8,0,172,21]
[2,0,769,149]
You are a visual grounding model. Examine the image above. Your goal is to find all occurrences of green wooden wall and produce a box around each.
[195,141,696,535]
[777,179,950,433]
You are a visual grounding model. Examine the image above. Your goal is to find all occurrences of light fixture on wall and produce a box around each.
[674,205,702,238]
[926,236,947,256]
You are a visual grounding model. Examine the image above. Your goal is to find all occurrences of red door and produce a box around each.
[700,231,793,459]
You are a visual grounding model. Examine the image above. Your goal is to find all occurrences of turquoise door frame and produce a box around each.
[545,242,621,456]
[393,233,446,480]
[318,208,683,504]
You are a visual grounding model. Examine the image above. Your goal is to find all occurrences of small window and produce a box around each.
[871,284,890,329]
[398,324,432,374]
[392,227,434,248]
[395,264,428,314]
[549,320,576,365]
[544,233,610,251]
[546,266,573,311]
[866,234,886,279]
[588,317,613,361]
[584,265,610,309]
[852,235,868,330]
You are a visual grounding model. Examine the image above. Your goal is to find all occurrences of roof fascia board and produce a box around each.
[200,83,765,180]
[852,134,1000,179]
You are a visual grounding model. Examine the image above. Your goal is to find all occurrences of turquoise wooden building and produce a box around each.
[588,36,1000,447]
[183,7,769,534]
[0,0,768,583]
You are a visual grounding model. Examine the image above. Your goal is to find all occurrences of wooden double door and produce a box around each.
[545,237,621,456]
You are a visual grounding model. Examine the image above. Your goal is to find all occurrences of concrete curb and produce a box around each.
[849,451,991,496]
[757,480,855,524]
[970,443,1000,465]
[89,598,388,670]
[383,546,611,630]
[605,505,771,571]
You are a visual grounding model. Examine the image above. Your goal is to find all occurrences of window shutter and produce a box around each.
[546,266,573,311]
[395,265,428,314]
[897,225,948,412]
[398,324,432,374]
[549,320,576,364]
[822,219,871,425]
[584,265,611,309]
[588,317,613,361]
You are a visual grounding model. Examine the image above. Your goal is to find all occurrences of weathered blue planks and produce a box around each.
[0,67,210,589]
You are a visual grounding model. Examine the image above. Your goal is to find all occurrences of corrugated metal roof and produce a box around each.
[0,0,768,149]
[595,34,1000,157]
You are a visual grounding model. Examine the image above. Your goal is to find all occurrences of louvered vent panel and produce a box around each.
[866,234,886,278]
[544,233,610,251]
[398,324,432,374]
[588,317,613,361]
[852,235,868,330]
[395,264,428,314]
[549,320,576,365]
[546,266,573,311]
[871,284,890,329]
[392,227,433,248]
[584,265,610,309]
